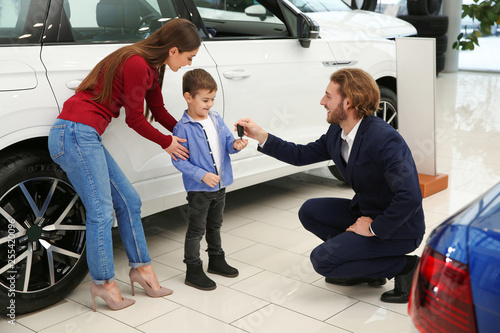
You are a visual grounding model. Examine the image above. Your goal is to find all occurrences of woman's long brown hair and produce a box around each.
[76,18,201,119]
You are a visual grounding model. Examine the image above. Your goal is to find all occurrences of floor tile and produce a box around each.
[231,271,357,321]
[164,275,269,323]
[228,243,320,283]
[138,307,244,333]
[232,305,349,333]
[0,319,33,333]
[38,311,141,333]
[15,299,89,332]
[326,301,413,333]
[227,222,321,254]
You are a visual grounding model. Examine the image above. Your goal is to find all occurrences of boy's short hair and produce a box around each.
[182,68,218,96]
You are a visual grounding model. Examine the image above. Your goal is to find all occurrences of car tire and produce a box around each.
[407,0,443,16]
[361,0,378,11]
[350,0,378,11]
[328,86,397,182]
[436,53,445,73]
[397,15,449,37]
[0,149,88,315]
[435,34,447,55]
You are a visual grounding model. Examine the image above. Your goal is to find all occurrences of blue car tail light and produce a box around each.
[409,246,477,333]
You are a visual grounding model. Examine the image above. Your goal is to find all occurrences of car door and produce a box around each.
[40,0,222,215]
[0,0,57,151]
[194,0,336,181]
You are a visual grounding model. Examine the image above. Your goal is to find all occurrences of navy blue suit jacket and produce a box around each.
[259,115,425,241]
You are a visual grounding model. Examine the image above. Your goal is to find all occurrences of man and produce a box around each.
[237,68,425,303]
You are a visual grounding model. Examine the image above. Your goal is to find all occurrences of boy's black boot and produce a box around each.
[208,254,239,277]
[185,263,216,291]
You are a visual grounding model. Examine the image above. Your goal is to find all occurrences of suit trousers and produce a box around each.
[298,198,421,279]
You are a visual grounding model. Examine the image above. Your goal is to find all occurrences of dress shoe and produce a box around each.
[129,268,173,297]
[380,256,420,303]
[90,282,135,312]
[325,277,386,287]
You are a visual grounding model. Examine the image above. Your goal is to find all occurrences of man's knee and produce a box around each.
[310,244,336,276]
[298,199,316,228]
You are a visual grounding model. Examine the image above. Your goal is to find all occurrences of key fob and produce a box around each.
[237,124,244,139]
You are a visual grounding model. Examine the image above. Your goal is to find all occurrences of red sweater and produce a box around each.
[58,55,177,148]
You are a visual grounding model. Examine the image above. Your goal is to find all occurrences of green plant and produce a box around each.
[453,0,500,50]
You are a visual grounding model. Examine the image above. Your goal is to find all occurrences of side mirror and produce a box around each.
[245,4,269,21]
[297,14,319,48]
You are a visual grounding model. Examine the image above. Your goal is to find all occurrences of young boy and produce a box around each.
[172,68,248,290]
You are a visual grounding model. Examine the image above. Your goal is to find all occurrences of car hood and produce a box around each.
[306,10,417,39]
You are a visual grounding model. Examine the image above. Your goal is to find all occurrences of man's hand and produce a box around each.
[346,216,374,237]
[235,118,269,145]
[202,173,220,188]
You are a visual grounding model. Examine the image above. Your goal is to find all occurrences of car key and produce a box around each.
[237,124,244,139]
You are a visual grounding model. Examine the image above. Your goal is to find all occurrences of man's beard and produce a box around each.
[327,100,347,124]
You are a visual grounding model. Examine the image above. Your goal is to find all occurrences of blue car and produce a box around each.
[409,182,500,333]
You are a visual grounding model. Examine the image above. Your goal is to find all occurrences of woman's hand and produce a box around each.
[165,136,189,161]
[233,138,248,151]
[346,216,374,237]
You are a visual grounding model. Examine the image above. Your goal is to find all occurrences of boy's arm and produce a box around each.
[218,116,240,154]
[171,125,210,183]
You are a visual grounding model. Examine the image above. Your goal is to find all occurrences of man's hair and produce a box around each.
[183,68,218,97]
[330,68,380,118]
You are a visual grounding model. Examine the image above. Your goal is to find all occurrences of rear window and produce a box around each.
[0,0,48,45]
[63,0,178,43]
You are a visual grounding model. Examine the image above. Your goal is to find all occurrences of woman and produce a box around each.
[48,18,201,311]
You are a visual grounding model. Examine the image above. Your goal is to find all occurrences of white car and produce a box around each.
[0,0,410,314]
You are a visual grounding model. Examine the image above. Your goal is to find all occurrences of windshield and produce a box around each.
[288,0,350,13]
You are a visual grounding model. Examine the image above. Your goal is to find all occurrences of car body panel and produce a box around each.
[0,46,59,151]
[307,10,417,39]
[419,183,500,332]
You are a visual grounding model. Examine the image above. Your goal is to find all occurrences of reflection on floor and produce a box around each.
[3,70,500,332]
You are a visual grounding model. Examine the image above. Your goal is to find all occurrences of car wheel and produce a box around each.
[328,86,397,182]
[375,86,398,130]
[407,0,443,16]
[0,149,87,315]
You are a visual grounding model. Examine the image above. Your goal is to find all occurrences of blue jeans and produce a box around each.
[184,189,226,265]
[48,119,151,284]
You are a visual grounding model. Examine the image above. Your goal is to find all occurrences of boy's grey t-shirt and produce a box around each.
[197,117,222,174]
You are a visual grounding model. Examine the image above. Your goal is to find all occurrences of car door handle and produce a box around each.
[66,80,82,90]
[223,70,251,79]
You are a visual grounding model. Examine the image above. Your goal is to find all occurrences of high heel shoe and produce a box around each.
[90,282,135,312]
[129,268,173,298]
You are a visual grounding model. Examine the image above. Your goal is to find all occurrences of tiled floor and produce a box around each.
[3,70,500,332]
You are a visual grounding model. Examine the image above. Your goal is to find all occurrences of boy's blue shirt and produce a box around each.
[172,110,239,192]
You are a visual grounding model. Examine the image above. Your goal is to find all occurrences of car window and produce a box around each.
[194,0,287,37]
[0,0,48,44]
[288,0,350,13]
[63,0,178,43]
